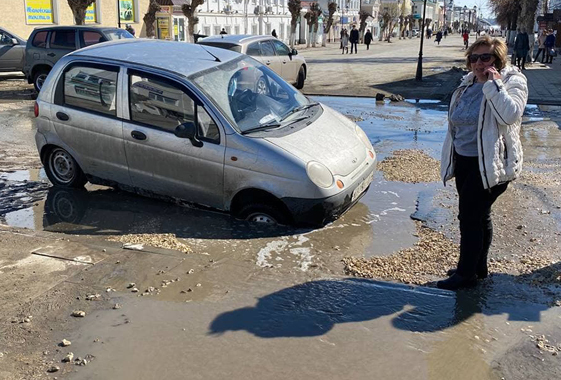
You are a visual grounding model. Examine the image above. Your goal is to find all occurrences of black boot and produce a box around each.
[446,267,488,279]
[437,273,477,290]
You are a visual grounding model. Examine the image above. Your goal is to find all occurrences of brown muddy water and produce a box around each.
[1,97,561,379]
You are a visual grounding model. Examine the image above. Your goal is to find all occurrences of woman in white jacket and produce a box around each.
[438,36,528,290]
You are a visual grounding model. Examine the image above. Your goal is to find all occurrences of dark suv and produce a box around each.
[24,26,133,91]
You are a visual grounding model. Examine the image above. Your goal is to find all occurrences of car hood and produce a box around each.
[264,105,365,177]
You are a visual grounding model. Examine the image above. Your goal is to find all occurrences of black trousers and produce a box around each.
[534,48,545,62]
[350,42,357,53]
[454,153,508,277]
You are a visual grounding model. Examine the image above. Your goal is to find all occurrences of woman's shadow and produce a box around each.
[209,265,559,338]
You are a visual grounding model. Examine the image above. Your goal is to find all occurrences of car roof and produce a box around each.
[32,25,121,32]
[198,34,275,45]
[71,39,241,77]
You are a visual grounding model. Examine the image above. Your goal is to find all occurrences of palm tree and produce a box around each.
[289,0,302,48]
[182,0,205,43]
[143,0,161,38]
[67,0,95,25]
[322,1,338,47]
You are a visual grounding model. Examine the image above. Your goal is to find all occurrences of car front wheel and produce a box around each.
[44,147,87,188]
[237,203,289,226]
[295,66,305,89]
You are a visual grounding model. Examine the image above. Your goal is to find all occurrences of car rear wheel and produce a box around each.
[237,203,289,226]
[33,68,50,92]
[295,66,305,89]
[44,147,87,188]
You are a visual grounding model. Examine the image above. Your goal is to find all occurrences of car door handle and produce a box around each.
[56,112,69,121]
[131,131,146,141]
[47,53,56,57]
[265,61,271,65]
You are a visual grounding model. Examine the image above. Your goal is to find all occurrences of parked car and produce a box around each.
[24,26,133,92]
[0,27,26,73]
[411,29,420,37]
[197,35,307,89]
[34,39,376,226]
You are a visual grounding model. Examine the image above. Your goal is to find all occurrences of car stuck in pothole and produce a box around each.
[33,39,376,226]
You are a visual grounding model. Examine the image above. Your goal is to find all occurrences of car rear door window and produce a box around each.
[63,65,118,116]
[80,31,105,47]
[50,30,76,50]
[129,74,195,133]
[246,42,261,56]
[259,41,275,56]
[272,40,291,56]
[31,31,48,48]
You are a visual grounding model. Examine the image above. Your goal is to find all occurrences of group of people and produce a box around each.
[513,28,557,70]
[340,25,373,54]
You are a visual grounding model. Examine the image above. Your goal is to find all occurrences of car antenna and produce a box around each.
[199,45,221,62]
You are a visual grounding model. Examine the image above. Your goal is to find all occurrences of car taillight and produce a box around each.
[34,102,39,118]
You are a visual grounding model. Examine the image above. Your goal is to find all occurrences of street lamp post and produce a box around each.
[117,0,121,28]
[415,0,428,81]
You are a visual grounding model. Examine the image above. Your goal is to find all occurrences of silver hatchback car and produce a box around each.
[34,40,376,226]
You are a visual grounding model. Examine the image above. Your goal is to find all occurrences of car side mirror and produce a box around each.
[11,38,18,46]
[175,122,203,147]
[290,49,298,56]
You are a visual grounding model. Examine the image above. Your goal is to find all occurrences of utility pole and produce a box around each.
[415,0,428,81]
[117,0,121,28]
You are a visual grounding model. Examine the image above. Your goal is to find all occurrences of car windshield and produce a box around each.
[104,29,134,40]
[190,56,310,133]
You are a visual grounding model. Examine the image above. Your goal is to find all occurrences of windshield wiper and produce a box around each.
[241,121,282,135]
[241,116,309,135]
[280,102,319,121]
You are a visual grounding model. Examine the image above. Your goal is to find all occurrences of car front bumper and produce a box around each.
[282,164,376,227]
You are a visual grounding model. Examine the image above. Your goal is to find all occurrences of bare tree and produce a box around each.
[304,3,321,48]
[322,1,338,47]
[143,0,161,38]
[289,0,302,48]
[358,10,371,43]
[67,0,95,25]
[381,3,400,43]
[182,0,205,43]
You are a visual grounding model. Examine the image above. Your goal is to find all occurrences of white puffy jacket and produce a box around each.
[441,66,528,190]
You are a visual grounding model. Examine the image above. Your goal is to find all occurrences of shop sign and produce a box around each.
[85,1,97,23]
[25,0,54,24]
[159,6,172,14]
[157,17,170,40]
[120,0,135,22]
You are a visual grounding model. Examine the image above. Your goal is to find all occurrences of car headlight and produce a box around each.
[306,161,334,188]
[356,125,373,150]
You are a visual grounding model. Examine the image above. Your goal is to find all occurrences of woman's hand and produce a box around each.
[484,67,501,81]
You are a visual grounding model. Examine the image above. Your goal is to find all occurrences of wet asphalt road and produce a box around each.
[1,83,561,379]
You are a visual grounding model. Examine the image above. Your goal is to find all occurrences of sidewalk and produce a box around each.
[298,35,468,102]
[522,58,561,105]
[297,35,561,105]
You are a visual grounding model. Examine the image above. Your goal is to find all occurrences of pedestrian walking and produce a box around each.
[340,28,345,49]
[544,29,556,64]
[439,36,528,290]
[462,30,469,49]
[514,28,530,70]
[272,29,277,38]
[444,29,448,39]
[349,25,359,54]
[341,30,349,54]
[364,29,373,50]
[435,30,443,45]
[534,30,547,63]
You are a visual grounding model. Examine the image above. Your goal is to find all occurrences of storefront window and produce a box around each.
[157,17,170,39]
[25,0,55,25]
[119,0,136,23]
[173,17,186,42]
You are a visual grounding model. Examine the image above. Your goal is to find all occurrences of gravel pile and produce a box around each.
[109,233,192,254]
[343,222,561,286]
[377,149,441,183]
[343,222,458,285]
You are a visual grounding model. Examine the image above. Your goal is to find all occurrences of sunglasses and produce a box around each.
[468,53,494,63]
